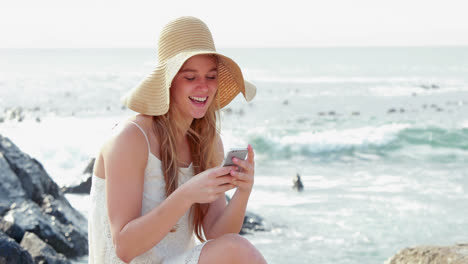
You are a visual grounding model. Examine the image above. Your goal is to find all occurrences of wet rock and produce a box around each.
[351,111,360,116]
[82,158,95,175]
[62,158,94,194]
[0,135,61,204]
[4,200,87,258]
[240,211,269,235]
[388,108,397,114]
[62,176,92,194]
[328,111,336,116]
[225,195,268,235]
[385,243,468,264]
[20,232,70,264]
[0,134,88,259]
[0,218,25,243]
[399,108,405,113]
[293,173,304,192]
[0,230,34,264]
[283,99,289,105]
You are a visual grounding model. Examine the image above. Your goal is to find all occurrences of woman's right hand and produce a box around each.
[182,166,237,204]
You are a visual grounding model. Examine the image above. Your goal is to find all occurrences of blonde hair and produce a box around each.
[151,56,221,242]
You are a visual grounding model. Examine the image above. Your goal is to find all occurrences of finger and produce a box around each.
[232,158,253,172]
[215,175,235,186]
[247,144,255,164]
[230,170,251,181]
[232,158,253,173]
[216,183,236,194]
[213,166,236,177]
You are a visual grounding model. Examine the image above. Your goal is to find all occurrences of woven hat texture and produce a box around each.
[121,16,256,115]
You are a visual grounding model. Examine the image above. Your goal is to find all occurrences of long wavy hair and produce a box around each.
[151,59,221,242]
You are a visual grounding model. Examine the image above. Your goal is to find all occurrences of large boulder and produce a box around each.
[20,232,70,264]
[0,230,34,264]
[386,243,468,264]
[0,134,88,260]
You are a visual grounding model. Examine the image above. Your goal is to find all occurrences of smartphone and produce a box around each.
[221,148,248,167]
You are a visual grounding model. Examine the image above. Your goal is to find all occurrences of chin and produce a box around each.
[192,113,207,119]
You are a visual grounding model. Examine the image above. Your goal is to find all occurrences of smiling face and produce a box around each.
[170,54,218,121]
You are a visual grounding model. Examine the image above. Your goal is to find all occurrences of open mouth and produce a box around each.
[189,96,208,105]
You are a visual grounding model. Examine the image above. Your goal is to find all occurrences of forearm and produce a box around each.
[207,189,251,238]
[114,186,193,262]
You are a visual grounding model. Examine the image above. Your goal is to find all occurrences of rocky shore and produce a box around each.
[0,134,88,263]
[385,243,468,264]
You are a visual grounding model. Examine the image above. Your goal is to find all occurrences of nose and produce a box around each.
[196,78,209,92]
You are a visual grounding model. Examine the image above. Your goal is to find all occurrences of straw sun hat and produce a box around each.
[121,16,256,116]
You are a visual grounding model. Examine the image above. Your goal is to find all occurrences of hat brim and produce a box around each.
[121,50,256,116]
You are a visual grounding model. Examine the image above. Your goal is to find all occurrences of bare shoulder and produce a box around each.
[97,115,153,177]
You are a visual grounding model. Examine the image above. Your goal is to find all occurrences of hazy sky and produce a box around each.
[1,0,468,48]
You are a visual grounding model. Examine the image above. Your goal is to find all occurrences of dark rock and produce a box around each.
[351,111,360,116]
[0,230,34,264]
[20,232,70,264]
[82,158,95,175]
[0,218,25,243]
[62,158,94,194]
[225,196,268,235]
[61,176,92,194]
[283,100,289,105]
[0,134,88,259]
[240,211,269,235]
[328,111,336,116]
[0,152,27,201]
[399,108,405,113]
[388,108,397,114]
[318,112,326,116]
[385,243,468,264]
[4,200,88,258]
[0,135,60,204]
[0,203,9,216]
[293,173,304,192]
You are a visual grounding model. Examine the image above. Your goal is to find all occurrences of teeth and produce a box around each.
[189,96,207,102]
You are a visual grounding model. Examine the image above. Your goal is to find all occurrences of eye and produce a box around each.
[184,76,195,81]
[206,75,217,80]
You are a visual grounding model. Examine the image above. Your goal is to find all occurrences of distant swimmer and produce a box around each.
[293,173,304,192]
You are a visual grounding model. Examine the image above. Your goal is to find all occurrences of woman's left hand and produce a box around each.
[230,144,255,193]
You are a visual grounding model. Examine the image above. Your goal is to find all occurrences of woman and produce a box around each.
[88,16,267,263]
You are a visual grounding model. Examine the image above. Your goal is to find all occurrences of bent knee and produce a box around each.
[217,233,255,252]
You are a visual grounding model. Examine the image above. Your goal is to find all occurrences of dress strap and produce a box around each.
[128,121,151,155]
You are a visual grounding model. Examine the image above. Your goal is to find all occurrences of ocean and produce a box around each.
[1,47,467,263]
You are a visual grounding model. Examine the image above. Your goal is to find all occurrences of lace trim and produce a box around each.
[185,243,207,264]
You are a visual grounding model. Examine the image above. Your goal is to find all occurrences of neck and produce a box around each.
[173,113,193,146]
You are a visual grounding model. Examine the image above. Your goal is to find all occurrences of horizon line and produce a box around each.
[1,44,468,49]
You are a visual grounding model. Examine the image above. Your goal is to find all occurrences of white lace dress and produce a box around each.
[88,121,208,263]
